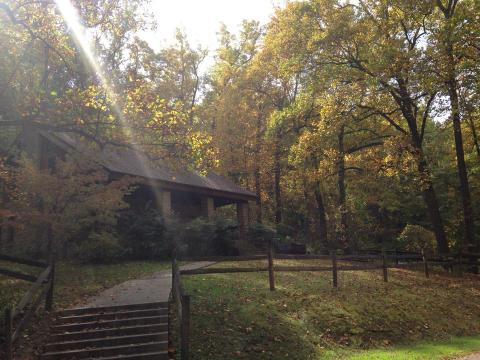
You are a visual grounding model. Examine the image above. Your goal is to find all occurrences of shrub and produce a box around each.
[210,218,238,255]
[248,223,277,249]
[397,224,436,254]
[174,217,237,257]
[118,209,171,260]
[77,231,124,263]
[275,222,296,239]
[2,156,135,258]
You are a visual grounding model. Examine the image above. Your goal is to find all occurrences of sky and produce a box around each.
[140,0,285,54]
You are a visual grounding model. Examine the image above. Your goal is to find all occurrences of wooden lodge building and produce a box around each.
[13,127,256,251]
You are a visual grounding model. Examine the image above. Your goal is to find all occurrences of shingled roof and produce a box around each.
[41,131,256,201]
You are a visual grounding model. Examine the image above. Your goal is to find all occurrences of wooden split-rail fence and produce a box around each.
[1,253,55,360]
[178,250,432,290]
[1,248,477,359]
[171,248,479,358]
[171,255,191,360]
[179,250,480,289]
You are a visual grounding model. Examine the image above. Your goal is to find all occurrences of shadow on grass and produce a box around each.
[183,261,480,359]
[184,272,318,359]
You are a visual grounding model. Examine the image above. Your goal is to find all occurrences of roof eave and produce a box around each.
[109,170,257,202]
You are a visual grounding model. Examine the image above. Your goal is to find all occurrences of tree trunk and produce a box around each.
[467,117,480,161]
[314,182,328,247]
[337,125,348,251]
[448,78,475,250]
[409,120,449,253]
[444,36,476,250]
[417,151,450,253]
[396,79,449,254]
[254,167,262,223]
[274,138,282,225]
[254,115,263,224]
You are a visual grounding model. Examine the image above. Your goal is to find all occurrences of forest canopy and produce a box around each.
[1,0,479,255]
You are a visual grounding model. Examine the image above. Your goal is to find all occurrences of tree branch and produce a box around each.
[420,92,437,143]
[346,141,384,154]
[357,104,408,135]
[0,2,74,75]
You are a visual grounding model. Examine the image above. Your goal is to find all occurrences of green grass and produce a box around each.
[182,260,480,359]
[346,336,480,359]
[0,259,171,357]
[0,260,171,318]
[0,260,40,314]
[52,260,171,309]
[3,258,480,359]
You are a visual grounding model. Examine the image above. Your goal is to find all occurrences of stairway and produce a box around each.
[40,302,169,360]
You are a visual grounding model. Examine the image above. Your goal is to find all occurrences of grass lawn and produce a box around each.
[182,259,480,359]
[345,336,480,359]
[0,260,171,324]
[0,259,171,357]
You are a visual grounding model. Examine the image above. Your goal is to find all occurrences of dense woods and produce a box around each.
[1,0,479,256]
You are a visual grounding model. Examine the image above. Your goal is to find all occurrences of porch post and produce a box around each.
[201,197,215,220]
[160,190,172,220]
[236,202,249,253]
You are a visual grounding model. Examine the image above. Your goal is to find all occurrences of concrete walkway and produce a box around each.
[84,261,214,307]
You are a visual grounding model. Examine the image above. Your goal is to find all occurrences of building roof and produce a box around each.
[41,131,256,202]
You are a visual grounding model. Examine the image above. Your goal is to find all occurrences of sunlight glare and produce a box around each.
[54,0,163,206]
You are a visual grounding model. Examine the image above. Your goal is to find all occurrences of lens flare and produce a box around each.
[54,0,163,207]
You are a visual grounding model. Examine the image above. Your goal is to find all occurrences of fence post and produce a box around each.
[4,308,12,360]
[332,250,338,288]
[45,260,55,311]
[394,249,399,265]
[422,250,429,279]
[181,295,190,360]
[382,249,388,282]
[7,226,14,244]
[458,253,464,277]
[171,247,178,302]
[267,243,275,291]
[171,260,175,301]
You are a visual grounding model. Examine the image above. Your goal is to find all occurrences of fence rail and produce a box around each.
[173,248,478,359]
[179,250,480,291]
[1,253,55,360]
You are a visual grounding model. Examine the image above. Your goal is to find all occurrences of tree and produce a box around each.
[0,155,135,256]
[0,1,216,172]
[433,0,479,251]
[268,0,450,252]
[202,21,276,222]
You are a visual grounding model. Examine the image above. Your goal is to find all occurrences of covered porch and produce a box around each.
[129,181,253,252]
[33,131,257,253]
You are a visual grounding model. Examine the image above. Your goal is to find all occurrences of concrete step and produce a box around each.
[49,324,168,343]
[52,315,168,333]
[44,332,168,352]
[56,308,168,324]
[95,351,169,360]
[56,302,168,317]
[40,341,168,360]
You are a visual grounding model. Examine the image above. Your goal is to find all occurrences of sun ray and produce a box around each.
[54,0,163,207]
